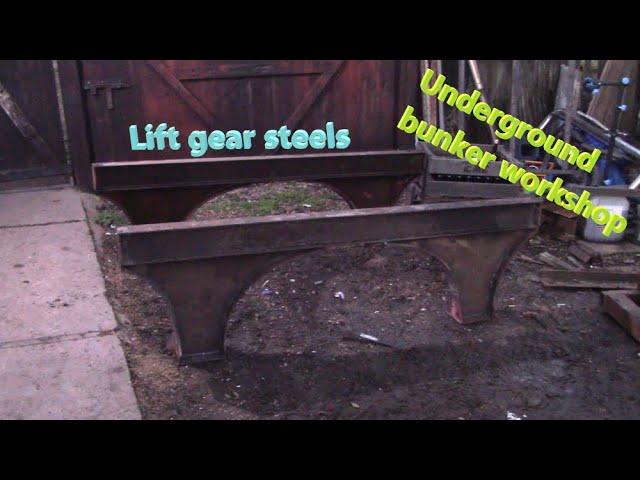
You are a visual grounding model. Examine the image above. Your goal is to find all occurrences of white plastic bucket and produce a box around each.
[581,196,629,243]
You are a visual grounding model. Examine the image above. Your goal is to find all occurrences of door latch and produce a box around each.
[83,79,131,110]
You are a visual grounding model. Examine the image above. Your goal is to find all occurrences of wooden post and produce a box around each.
[563,60,579,143]
[468,60,499,147]
[436,60,446,130]
[587,60,639,133]
[458,60,466,131]
[564,61,583,178]
[57,60,93,190]
[509,60,521,158]
[420,60,438,126]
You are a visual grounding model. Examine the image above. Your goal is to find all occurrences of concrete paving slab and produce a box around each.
[0,333,141,419]
[0,188,85,227]
[0,187,140,419]
[0,221,117,343]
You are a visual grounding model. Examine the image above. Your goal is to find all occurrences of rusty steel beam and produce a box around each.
[93,150,424,191]
[118,198,541,363]
[119,197,540,265]
[92,150,425,224]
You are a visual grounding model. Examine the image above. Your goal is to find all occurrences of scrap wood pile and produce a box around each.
[529,60,640,343]
[520,239,640,342]
[414,60,640,206]
[527,61,640,237]
[525,60,640,184]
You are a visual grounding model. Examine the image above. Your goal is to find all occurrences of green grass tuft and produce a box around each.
[207,189,329,216]
[94,210,127,227]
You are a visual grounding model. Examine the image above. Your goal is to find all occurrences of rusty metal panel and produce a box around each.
[118,197,541,266]
[424,180,524,198]
[429,156,507,177]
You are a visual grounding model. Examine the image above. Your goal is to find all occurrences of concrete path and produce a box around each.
[0,187,140,419]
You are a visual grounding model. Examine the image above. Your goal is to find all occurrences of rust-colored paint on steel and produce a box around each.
[93,150,425,224]
[92,150,424,191]
[119,197,540,265]
[118,198,541,363]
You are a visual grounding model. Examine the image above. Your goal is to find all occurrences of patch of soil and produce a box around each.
[90,183,640,419]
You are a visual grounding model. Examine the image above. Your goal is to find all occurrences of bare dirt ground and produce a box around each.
[88,182,640,419]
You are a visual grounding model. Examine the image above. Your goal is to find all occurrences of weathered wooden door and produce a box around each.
[76,60,419,187]
[0,61,69,189]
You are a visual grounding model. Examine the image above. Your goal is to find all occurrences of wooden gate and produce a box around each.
[0,61,70,189]
[73,60,420,189]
